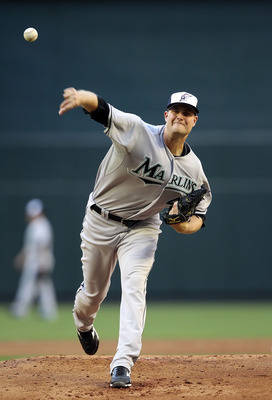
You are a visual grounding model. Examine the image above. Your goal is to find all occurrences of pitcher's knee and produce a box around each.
[74,285,106,326]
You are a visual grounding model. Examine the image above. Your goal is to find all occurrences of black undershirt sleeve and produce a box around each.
[195,213,206,228]
[83,96,110,127]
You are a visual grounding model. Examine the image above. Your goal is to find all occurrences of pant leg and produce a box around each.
[73,207,126,332]
[110,221,161,372]
[38,276,58,320]
[73,241,117,331]
[10,267,37,317]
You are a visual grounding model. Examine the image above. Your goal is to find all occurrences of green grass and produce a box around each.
[1,301,272,361]
[1,301,272,342]
[144,301,272,339]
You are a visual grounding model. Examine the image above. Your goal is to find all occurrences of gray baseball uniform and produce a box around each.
[11,200,57,320]
[73,97,212,373]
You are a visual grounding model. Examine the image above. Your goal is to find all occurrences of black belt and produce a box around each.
[90,204,140,228]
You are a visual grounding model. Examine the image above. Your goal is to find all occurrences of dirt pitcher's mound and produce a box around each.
[1,354,272,399]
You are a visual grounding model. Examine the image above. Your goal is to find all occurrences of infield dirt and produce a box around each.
[1,339,272,399]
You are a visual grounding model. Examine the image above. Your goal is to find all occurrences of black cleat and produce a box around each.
[77,327,99,355]
[110,366,132,388]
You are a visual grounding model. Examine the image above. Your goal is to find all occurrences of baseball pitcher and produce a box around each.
[59,89,212,388]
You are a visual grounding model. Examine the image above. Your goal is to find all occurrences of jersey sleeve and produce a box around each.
[105,106,145,152]
[194,172,212,228]
[83,99,142,153]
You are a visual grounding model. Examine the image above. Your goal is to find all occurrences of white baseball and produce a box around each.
[23,27,38,42]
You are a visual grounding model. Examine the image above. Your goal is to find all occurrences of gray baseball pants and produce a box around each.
[73,205,161,372]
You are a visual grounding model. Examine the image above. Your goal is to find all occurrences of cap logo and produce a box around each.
[179,93,192,101]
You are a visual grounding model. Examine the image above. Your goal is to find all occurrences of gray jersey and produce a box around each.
[88,105,212,220]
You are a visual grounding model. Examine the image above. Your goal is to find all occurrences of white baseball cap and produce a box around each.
[167,92,199,114]
[25,198,44,218]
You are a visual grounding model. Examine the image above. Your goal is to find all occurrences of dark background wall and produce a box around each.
[1,0,272,301]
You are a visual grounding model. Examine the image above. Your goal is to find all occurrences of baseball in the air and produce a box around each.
[23,27,38,42]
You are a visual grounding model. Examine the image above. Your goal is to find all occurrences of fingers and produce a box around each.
[58,87,78,115]
[169,201,178,215]
[63,87,76,99]
[58,99,71,115]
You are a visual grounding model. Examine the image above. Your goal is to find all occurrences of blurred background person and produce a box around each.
[10,198,58,320]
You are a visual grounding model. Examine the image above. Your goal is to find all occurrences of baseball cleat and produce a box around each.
[77,327,99,355]
[110,366,132,388]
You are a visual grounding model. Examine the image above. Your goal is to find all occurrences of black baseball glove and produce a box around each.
[162,184,208,225]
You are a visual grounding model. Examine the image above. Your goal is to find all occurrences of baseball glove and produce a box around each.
[163,184,208,225]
